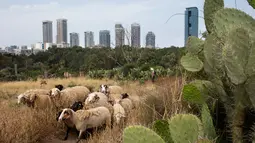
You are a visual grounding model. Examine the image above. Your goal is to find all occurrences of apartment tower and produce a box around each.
[84,31,94,48]
[115,23,125,47]
[56,19,68,44]
[131,23,141,48]
[99,30,111,47]
[184,7,199,45]
[42,20,53,44]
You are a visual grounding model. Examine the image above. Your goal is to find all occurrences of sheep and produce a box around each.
[17,89,50,106]
[99,84,123,96]
[117,97,134,116]
[56,101,84,140]
[99,84,124,104]
[84,92,114,127]
[113,102,126,126]
[55,84,64,91]
[49,86,90,109]
[28,93,53,110]
[58,106,112,143]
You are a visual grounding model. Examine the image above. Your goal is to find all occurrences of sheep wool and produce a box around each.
[113,103,126,125]
[58,107,111,141]
[29,93,53,110]
[50,86,89,109]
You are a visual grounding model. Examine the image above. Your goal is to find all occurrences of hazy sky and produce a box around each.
[0,0,254,48]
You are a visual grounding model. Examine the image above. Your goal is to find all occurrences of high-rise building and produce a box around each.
[184,7,199,45]
[146,31,156,48]
[70,32,79,47]
[56,19,68,44]
[84,31,94,48]
[131,23,141,48]
[115,23,125,47]
[99,30,111,47]
[42,20,53,43]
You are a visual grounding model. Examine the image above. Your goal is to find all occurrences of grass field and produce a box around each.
[0,76,188,143]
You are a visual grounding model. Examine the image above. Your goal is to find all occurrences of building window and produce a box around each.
[188,23,191,27]
[188,11,192,17]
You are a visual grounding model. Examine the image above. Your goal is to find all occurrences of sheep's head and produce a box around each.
[17,94,27,104]
[85,93,100,105]
[58,108,73,122]
[99,84,109,94]
[70,101,83,111]
[55,84,64,91]
[121,93,129,99]
[49,88,61,98]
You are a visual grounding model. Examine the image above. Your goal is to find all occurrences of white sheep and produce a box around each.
[113,102,126,126]
[17,89,50,106]
[58,106,111,143]
[99,84,123,96]
[29,93,53,110]
[117,97,134,115]
[84,92,114,116]
[49,86,90,109]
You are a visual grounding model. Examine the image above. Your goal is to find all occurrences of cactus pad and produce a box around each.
[123,125,165,143]
[168,114,204,143]
[203,33,223,77]
[201,104,217,140]
[247,0,255,9]
[196,138,214,143]
[203,0,224,33]
[245,42,255,77]
[186,36,204,55]
[223,27,250,85]
[152,120,174,143]
[183,80,214,104]
[180,53,203,72]
[212,8,255,41]
[245,75,255,108]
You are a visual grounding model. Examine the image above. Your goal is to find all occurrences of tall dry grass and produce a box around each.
[0,76,188,143]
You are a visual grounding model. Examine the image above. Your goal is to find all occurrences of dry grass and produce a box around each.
[0,76,188,143]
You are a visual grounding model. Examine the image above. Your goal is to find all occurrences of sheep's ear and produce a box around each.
[94,94,100,101]
[30,94,37,101]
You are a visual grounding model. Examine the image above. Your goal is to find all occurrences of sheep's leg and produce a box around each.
[63,127,71,140]
[76,129,85,143]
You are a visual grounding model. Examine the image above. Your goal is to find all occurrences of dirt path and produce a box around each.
[40,131,78,143]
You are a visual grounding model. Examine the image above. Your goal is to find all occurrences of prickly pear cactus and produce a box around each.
[186,36,204,55]
[223,27,250,85]
[196,138,214,143]
[182,80,215,104]
[152,120,173,143]
[212,8,255,41]
[201,104,217,140]
[168,114,204,143]
[123,125,165,143]
[180,53,203,72]
[247,0,255,9]
[203,0,224,34]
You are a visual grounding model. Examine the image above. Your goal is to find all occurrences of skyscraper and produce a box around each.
[42,20,53,43]
[184,7,199,45]
[84,31,94,48]
[131,23,141,48]
[56,19,68,44]
[146,31,156,48]
[70,32,79,47]
[99,30,111,47]
[115,23,125,47]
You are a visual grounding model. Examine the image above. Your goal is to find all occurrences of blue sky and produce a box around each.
[0,0,254,48]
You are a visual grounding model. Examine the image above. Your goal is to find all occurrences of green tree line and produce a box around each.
[0,45,185,81]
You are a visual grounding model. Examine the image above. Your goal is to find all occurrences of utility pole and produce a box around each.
[14,64,17,76]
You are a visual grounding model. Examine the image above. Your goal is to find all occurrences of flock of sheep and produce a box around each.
[17,84,136,143]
